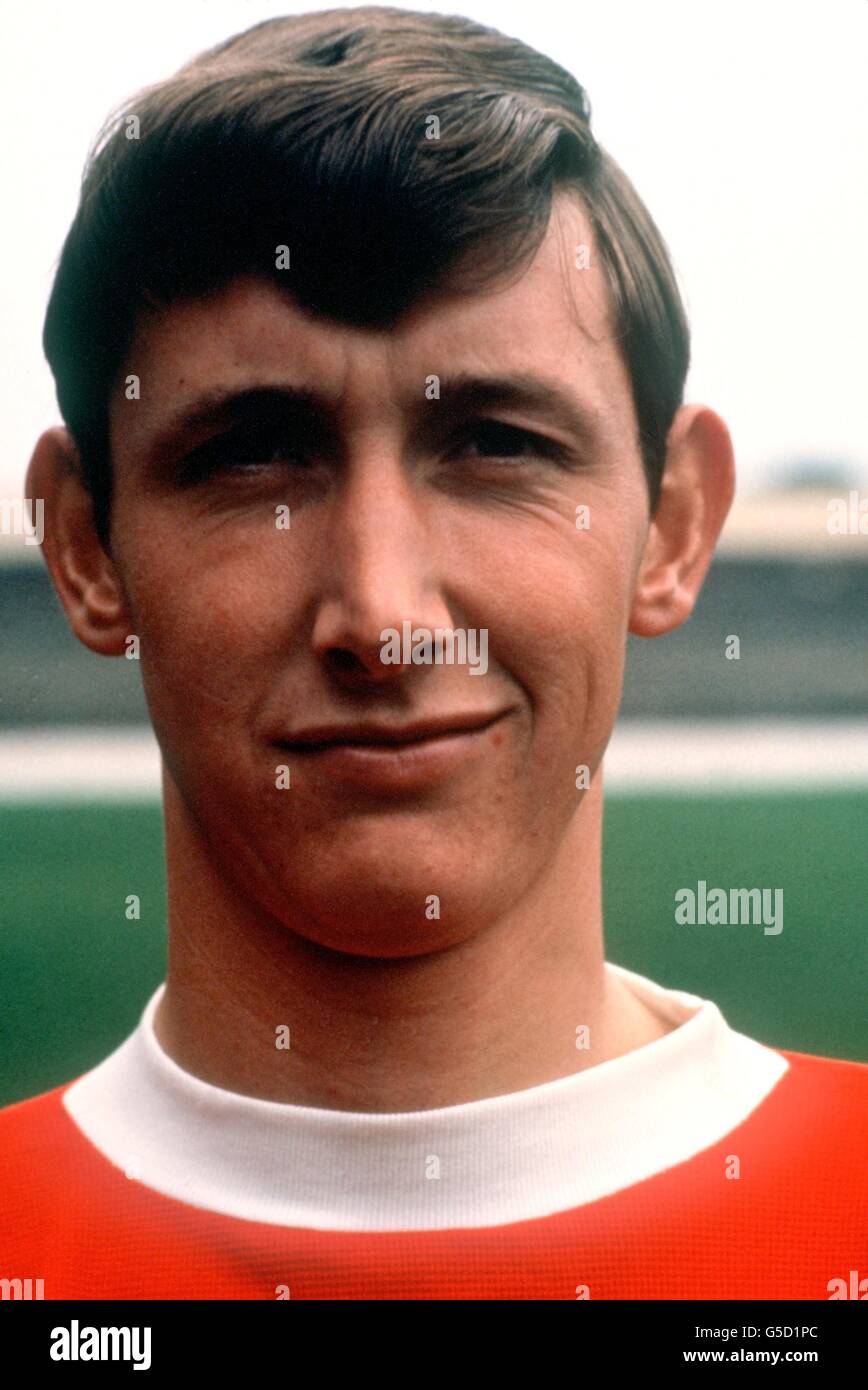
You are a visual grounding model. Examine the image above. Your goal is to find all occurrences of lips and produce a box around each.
[280,711,506,751]
[272,710,512,792]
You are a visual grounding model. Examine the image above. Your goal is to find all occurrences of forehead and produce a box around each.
[114,191,634,447]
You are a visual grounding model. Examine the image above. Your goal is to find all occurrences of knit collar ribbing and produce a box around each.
[62,962,788,1231]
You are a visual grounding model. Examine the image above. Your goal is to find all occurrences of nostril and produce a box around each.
[329,648,363,674]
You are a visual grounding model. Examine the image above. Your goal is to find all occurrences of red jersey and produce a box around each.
[1,964,865,1300]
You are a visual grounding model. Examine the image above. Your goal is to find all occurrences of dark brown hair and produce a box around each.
[43,5,689,543]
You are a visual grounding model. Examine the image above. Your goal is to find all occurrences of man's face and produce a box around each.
[106,192,651,955]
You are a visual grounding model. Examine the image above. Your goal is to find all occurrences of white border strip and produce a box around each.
[605,719,868,790]
[0,721,867,800]
[0,729,161,800]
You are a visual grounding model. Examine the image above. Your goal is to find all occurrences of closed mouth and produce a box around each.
[280,712,507,752]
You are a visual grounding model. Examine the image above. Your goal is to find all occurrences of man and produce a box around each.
[1,6,865,1300]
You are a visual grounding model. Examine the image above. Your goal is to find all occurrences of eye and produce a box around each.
[178,425,305,483]
[454,420,566,465]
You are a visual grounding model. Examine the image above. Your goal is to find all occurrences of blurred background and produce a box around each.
[1,0,867,1105]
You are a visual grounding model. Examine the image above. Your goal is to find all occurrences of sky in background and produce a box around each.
[2,0,867,500]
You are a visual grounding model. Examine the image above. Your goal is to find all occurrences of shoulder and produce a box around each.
[771,1047,868,1108]
[0,1081,107,1254]
[737,1047,868,1192]
[0,1082,74,1162]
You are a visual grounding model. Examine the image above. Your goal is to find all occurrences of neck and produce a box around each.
[153,773,673,1112]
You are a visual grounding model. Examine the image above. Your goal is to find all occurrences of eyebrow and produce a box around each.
[137,371,601,467]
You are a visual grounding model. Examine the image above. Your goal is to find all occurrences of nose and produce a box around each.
[310,441,455,686]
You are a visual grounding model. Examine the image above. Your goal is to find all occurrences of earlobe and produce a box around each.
[25,427,132,657]
[629,404,735,639]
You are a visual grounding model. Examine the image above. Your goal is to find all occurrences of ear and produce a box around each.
[25,427,133,656]
[629,404,735,638]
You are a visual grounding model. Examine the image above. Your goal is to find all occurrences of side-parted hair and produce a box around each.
[43,5,690,544]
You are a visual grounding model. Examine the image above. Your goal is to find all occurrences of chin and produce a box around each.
[265,855,504,959]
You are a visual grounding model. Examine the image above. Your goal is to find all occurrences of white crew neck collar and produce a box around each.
[62,962,788,1232]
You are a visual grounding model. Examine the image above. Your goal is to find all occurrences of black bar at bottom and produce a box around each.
[1,1297,862,1373]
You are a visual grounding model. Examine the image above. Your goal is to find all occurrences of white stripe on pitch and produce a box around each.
[604,720,868,790]
[0,721,867,800]
[0,728,161,801]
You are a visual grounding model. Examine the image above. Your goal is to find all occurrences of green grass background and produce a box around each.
[1,792,865,1107]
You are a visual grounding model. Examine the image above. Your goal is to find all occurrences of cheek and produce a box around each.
[116,521,292,730]
[488,522,635,714]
